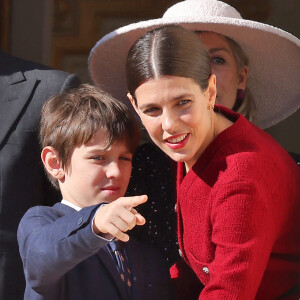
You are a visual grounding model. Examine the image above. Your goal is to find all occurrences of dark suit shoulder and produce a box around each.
[21,203,99,225]
[23,65,81,93]
[22,205,63,221]
[0,50,52,74]
[0,50,81,92]
[29,69,81,93]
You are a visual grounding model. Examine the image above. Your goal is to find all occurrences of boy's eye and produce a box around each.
[91,156,104,161]
[178,99,190,106]
[211,56,225,64]
[119,156,132,162]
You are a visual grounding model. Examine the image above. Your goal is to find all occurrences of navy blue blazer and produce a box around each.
[17,203,175,300]
[0,50,80,299]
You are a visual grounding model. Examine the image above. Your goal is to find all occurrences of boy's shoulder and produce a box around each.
[24,202,68,215]
[24,202,97,217]
[19,204,64,226]
[20,203,100,229]
[20,203,82,226]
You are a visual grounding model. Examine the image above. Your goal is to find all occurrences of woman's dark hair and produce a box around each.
[126,25,211,105]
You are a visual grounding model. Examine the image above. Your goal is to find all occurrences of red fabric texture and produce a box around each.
[170,106,300,299]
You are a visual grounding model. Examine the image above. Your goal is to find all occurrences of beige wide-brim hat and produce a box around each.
[88,0,300,129]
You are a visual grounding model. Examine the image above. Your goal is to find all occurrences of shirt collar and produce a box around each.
[61,199,82,211]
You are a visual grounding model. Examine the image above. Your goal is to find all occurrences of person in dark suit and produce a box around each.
[17,84,174,300]
[0,49,80,299]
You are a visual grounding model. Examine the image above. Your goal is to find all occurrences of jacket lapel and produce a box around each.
[97,246,128,300]
[52,202,129,299]
[125,241,148,300]
[0,53,38,147]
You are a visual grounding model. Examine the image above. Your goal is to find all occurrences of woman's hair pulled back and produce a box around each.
[126,25,211,100]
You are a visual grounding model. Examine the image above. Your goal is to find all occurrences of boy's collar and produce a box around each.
[61,199,82,211]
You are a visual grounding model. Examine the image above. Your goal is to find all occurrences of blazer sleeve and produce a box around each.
[17,205,109,290]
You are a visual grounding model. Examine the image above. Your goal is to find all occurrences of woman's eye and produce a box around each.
[212,57,225,64]
[143,107,159,115]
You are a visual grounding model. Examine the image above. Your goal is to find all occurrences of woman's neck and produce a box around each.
[184,111,233,173]
[214,111,233,137]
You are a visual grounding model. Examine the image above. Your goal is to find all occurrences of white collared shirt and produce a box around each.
[61,199,82,211]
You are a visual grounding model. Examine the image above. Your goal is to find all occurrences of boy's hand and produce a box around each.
[93,195,148,242]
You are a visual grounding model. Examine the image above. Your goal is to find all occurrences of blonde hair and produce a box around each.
[224,35,256,121]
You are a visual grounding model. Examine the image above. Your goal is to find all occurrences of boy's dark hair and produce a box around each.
[40,83,140,189]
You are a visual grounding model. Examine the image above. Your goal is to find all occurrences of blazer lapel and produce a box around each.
[125,241,146,300]
[97,246,128,300]
[0,54,38,147]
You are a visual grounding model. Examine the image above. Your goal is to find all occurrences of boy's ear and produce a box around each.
[41,146,65,180]
[127,92,139,115]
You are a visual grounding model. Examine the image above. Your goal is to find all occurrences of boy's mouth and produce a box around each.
[101,186,120,191]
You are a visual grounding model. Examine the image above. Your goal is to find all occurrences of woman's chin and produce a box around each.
[164,149,189,163]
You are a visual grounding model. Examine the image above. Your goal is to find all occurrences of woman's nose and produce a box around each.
[161,110,177,132]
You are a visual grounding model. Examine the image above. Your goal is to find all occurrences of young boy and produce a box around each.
[17,84,174,300]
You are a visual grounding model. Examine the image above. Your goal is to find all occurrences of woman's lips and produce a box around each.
[164,133,189,149]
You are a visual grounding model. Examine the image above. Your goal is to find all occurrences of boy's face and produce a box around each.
[60,130,133,208]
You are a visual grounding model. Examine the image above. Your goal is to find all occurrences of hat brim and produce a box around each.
[88,16,300,129]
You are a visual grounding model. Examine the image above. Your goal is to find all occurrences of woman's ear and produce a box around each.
[127,92,139,115]
[237,65,248,90]
[207,74,217,105]
[41,146,65,180]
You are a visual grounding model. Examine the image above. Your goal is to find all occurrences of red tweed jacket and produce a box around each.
[170,107,300,299]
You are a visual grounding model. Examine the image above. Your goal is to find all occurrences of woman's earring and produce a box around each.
[237,89,246,100]
[232,89,245,111]
[208,104,215,110]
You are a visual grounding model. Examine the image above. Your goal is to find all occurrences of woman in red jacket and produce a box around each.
[125,25,300,299]
[88,0,300,275]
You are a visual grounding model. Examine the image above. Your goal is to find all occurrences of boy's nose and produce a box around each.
[106,162,121,178]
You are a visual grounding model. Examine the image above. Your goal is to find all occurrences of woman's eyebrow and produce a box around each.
[173,93,194,101]
[139,102,157,110]
[139,93,194,110]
